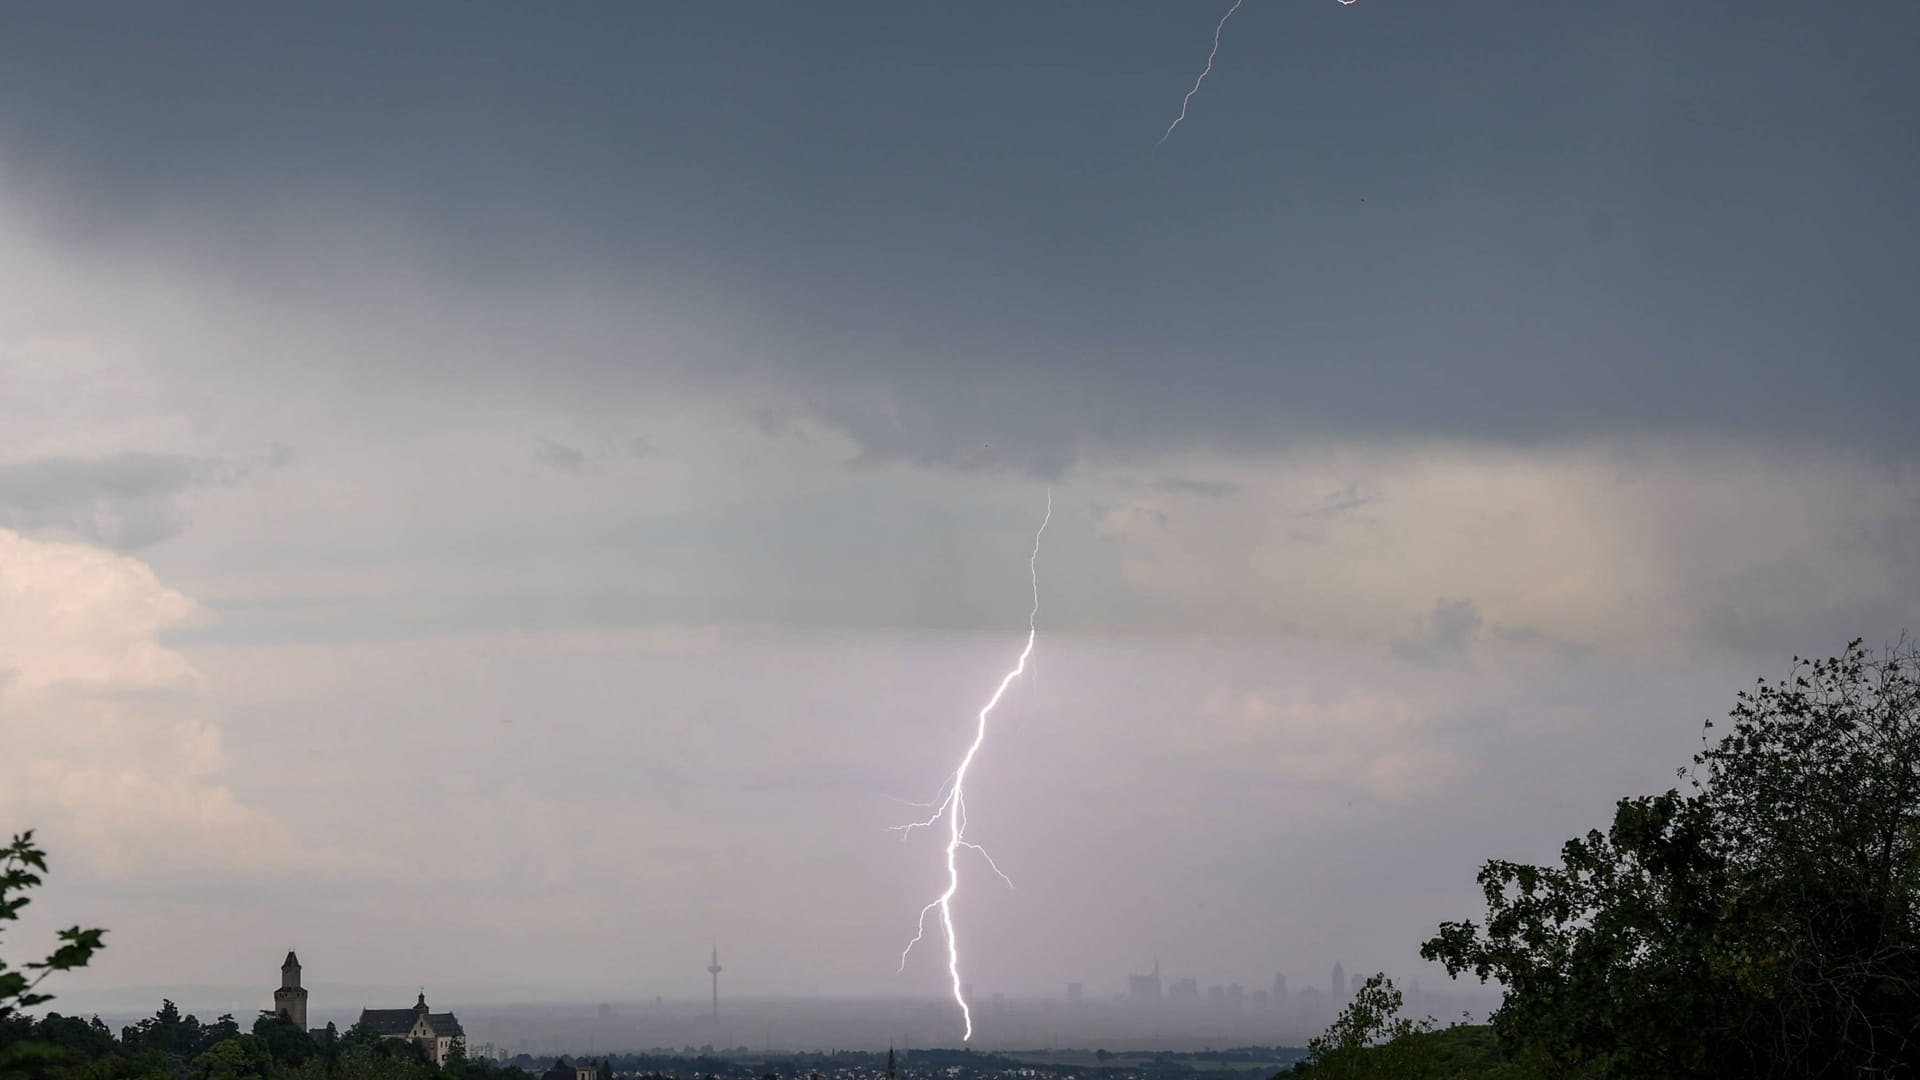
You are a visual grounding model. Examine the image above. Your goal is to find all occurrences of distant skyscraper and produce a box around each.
[707,946,722,1018]
[1128,960,1163,1000]
[1067,982,1083,1004]
[1273,973,1288,1000]
[1331,962,1345,999]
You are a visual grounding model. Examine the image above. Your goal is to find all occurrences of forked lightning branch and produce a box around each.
[893,492,1051,1041]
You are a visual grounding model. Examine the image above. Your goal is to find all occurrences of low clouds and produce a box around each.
[1187,684,1461,804]
[811,397,1077,480]
[1090,501,1170,537]
[1303,482,1374,519]
[1153,476,1242,499]
[532,438,588,473]
[1392,597,1484,667]
[1078,442,1920,652]
[0,447,291,550]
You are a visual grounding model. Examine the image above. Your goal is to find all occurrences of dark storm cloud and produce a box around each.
[1153,477,1242,500]
[1302,483,1374,519]
[0,2,1916,476]
[0,450,280,550]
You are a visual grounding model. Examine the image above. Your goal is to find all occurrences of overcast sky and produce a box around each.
[3,0,1917,1027]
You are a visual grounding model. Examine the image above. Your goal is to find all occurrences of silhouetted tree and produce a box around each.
[254,1010,317,1068]
[191,1035,276,1080]
[1423,639,1920,1078]
[1296,975,1441,1078]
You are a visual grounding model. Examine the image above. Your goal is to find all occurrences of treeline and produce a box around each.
[1290,640,1920,1079]
[1,1000,535,1080]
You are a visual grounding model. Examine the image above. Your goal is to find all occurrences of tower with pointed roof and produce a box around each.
[274,951,309,1029]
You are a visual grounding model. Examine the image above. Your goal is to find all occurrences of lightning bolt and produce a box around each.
[1158,0,1360,147]
[894,491,1052,1041]
[1158,0,1245,146]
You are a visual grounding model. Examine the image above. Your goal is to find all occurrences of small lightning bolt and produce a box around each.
[1159,0,1245,147]
[895,491,1052,1042]
[1158,0,1360,147]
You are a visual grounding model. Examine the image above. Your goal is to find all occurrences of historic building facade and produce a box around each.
[358,992,467,1066]
[270,953,465,1066]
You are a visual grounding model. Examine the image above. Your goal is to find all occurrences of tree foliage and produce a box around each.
[1421,640,1920,1078]
[1296,974,1438,1078]
[0,833,107,1026]
[1,831,109,1080]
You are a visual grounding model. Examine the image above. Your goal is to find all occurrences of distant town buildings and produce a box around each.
[542,1060,610,1080]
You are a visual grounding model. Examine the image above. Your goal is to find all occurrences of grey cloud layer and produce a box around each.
[0,449,289,550]
[1,4,1914,478]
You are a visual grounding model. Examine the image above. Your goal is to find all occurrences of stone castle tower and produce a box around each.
[274,951,309,1029]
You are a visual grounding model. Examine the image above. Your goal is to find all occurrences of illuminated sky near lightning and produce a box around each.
[1,0,1918,1014]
